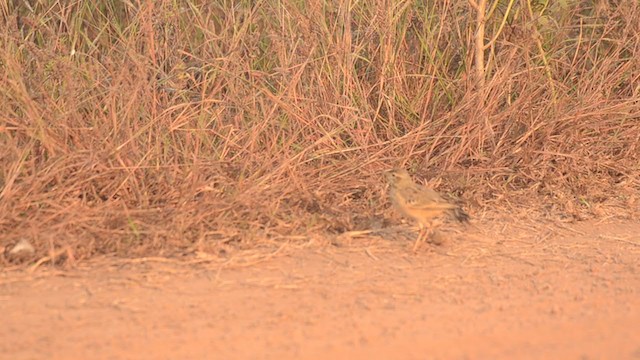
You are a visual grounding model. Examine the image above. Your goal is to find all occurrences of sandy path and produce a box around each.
[2,221,639,359]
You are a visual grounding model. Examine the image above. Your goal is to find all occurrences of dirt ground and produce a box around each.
[2,219,640,360]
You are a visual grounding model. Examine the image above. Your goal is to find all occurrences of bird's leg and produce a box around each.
[412,223,427,252]
[425,219,440,244]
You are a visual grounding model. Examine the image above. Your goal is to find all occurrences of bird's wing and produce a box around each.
[403,187,457,210]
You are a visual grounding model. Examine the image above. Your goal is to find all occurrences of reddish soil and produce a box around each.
[2,220,639,359]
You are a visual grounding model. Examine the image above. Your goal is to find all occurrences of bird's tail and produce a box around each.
[450,207,470,223]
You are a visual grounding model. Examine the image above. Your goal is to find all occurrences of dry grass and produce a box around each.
[1,0,639,262]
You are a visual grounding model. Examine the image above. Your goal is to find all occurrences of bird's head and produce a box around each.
[385,168,412,184]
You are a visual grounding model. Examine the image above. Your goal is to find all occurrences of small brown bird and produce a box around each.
[386,168,469,249]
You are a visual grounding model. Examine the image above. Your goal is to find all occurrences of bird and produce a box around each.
[385,168,469,249]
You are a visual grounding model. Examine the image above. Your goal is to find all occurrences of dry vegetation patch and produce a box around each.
[1,1,639,264]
